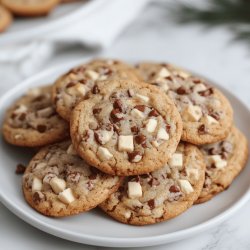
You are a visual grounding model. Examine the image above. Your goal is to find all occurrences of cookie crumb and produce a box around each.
[15,163,26,174]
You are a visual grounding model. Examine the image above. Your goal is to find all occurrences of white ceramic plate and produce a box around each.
[0,0,103,45]
[0,60,250,248]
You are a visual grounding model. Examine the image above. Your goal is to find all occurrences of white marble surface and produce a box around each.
[1,0,250,249]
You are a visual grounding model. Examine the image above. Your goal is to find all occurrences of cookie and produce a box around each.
[99,143,205,225]
[22,141,123,217]
[195,126,248,204]
[0,5,12,32]
[52,59,142,121]
[136,62,233,145]
[2,85,69,147]
[1,0,59,16]
[70,79,183,176]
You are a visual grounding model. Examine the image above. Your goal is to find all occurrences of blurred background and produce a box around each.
[0,0,250,249]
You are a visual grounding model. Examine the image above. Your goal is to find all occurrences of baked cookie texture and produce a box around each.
[70,79,183,176]
[1,0,59,16]
[136,62,233,145]
[2,85,69,147]
[52,59,142,121]
[99,143,205,225]
[196,126,248,204]
[23,141,123,217]
[0,5,12,32]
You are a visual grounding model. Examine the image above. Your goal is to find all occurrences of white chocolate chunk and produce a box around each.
[98,75,108,81]
[178,70,190,79]
[178,179,194,194]
[168,153,183,169]
[128,182,142,198]
[124,211,132,219]
[14,104,27,114]
[50,177,66,194]
[152,140,162,148]
[131,108,145,119]
[193,83,207,92]
[97,146,113,161]
[186,168,199,180]
[67,83,86,97]
[67,144,78,156]
[32,177,42,193]
[97,130,113,145]
[205,115,219,125]
[157,128,169,141]
[85,70,99,80]
[135,94,149,103]
[37,107,54,117]
[183,105,202,122]
[58,188,75,204]
[146,119,158,133]
[158,67,171,78]
[208,155,227,169]
[118,135,134,152]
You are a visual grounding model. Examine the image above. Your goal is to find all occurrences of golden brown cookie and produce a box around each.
[1,0,59,16]
[99,143,205,225]
[195,126,248,204]
[23,140,123,217]
[70,79,183,176]
[0,5,12,32]
[2,85,69,147]
[52,59,141,121]
[136,62,233,145]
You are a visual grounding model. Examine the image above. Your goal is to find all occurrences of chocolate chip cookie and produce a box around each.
[0,5,12,32]
[1,0,59,16]
[52,59,141,121]
[99,143,205,225]
[2,85,69,147]
[136,62,233,145]
[70,79,183,176]
[195,126,248,204]
[23,141,123,217]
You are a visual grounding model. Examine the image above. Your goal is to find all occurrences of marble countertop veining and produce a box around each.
[1,0,250,249]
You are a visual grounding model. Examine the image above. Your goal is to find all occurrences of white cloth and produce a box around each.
[0,0,149,79]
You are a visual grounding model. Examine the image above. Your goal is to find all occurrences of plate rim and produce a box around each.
[0,0,104,45]
[0,60,250,247]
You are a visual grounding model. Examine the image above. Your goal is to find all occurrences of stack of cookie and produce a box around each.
[2,59,248,225]
[0,0,82,33]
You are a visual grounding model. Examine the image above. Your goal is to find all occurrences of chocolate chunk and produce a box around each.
[92,85,100,94]
[176,87,188,95]
[113,99,123,112]
[79,79,87,84]
[169,185,180,193]
[67,172,81,183]
[193,79,201,84]
[33,191,45,204]
[127,89,134,97]
[128,151,142,163]
[94,132,102,144]
[131,126,139,134]
[166,76,172,81]
[166,124,171,133]
[110,109,124,122]
[93,108,102,115]
[210,112,220,121]
[134,105,146,112]
[135,135,146,146]
[147,199,155,209]
[148,109,159,117]
[208,147,221,155]
[198,88,213,97]
[198,124,207,134]
[37,124,47,133]
[66,82,76,88]
[18,113,26,121]
[15,163,26,174]
[32,95,44,102]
